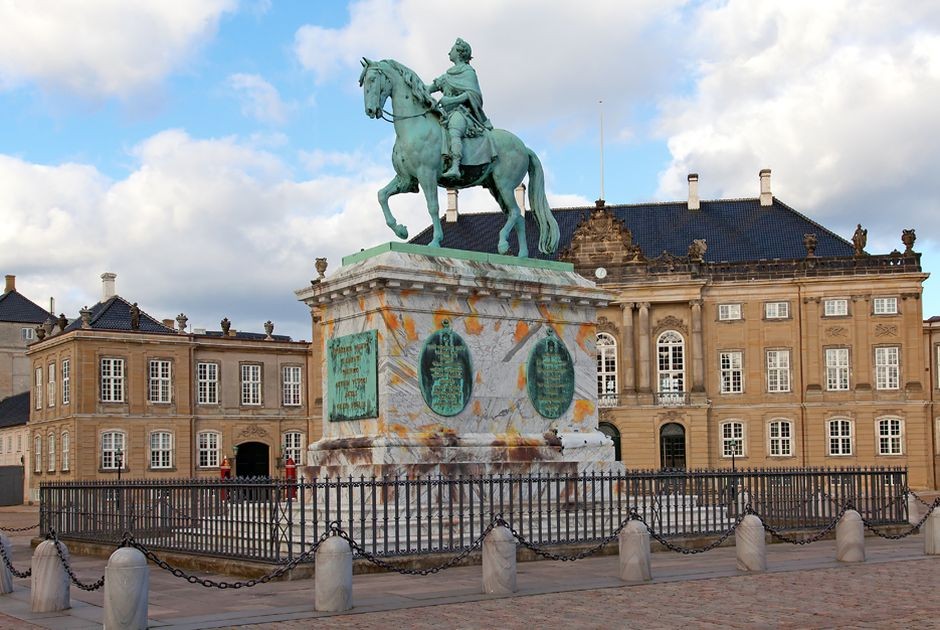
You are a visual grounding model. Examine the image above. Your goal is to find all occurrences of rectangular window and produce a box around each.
[873,297,898,315]
[47,435,55,472]
[150,432,173,469]
[197,432,220,468]
[719,351,743,394]
[766,350,791,393]
[827,420,853,456]
[61,432,70,472]
[101,431,125,470]
[47,363,56,407]
[282,366,302,406]
[283,431,303,466]
[824,299,848,316]
[721,422,744,457]
[22,327,34,342]
[33,436,41,473]
[100,358,126,402]
[769,421,793,457]
[34,367,42,409]
[877,418,903,455]
[196,362,219,405]
[61,359,70,405]
[148,359,172,403]
[825,348,850,391]
[764,302,790,319]
[875,347,900,390]
[241,364,262,405]
[718,303,742,321]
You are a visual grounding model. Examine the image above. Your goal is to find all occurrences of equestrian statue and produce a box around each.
[359,38,559,258]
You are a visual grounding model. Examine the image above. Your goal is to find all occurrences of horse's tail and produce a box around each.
[526,149,560,254]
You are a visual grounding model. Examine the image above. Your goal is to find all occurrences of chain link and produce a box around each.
[48,535,105,591]
[0,538,30,578]
[861,497,939,540]
[498,515,631,561]
[756,505,848,545]
[0,523,39,533]
[906,488,938,509]
[635,509,748,555]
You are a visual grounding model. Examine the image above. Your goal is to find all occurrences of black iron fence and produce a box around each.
[39,467,907,565]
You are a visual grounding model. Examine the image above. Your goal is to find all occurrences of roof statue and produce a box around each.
[359,39,559,258]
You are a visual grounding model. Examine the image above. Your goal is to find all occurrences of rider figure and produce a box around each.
[427,38,493,179]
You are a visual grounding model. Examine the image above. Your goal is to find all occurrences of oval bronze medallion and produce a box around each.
[527,328,575,419]
[419,320,473,416]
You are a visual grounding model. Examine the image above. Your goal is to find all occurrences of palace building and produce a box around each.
[412,170,937,489]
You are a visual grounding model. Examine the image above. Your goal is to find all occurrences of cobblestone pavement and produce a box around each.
[233,558,940,630]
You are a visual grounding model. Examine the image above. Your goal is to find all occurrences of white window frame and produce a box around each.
[149,431,173,469]
[825,348,850,391]
[148,359,172,403]
[768,419,793,457]
[22,327,34,342]
[719,351,743,394]
[61,431,70,472]
[596,333,618,403]
[33,435,41,473]
[196,362,219,405]
[720,421,745,457]
[875,346,900,390]
[827,419,853,456]
[47,434,56,472]
[47,363,56,407]
[657,330,685,396]
[766,349,791,393]
[241,364,262,406]
[823,299,848,317]
[197,431,220,468]
[876,418,903,455]
[718,303,742,321]
[61,359,70,405]
[282,365,303,407]
[873,297,898,315]
[282,431,304,466]
[34,367,42,409]
[100,358,126,403]
[101,431,126,470]
[764,302,790,319]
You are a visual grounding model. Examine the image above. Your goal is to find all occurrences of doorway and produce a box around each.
[235,441,270,478]
[659,423,686,469]
[598,422,621,462]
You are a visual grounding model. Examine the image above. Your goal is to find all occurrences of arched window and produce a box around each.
[197,431,221,468]
[149,431,173,469]
[596,333,618,406]
[282,431,304,466]
[657,331,685,401]
[61,431,70,472]
[767,419,793,457]
[598,422,621,462]
[876,417,903,455]
[33,435,41,473]
[720,421,745,458]
[827,419,853,456]
[101,431,126,470]
[47,434,56,472]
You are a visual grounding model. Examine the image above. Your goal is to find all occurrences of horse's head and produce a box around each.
[359,58,390,120]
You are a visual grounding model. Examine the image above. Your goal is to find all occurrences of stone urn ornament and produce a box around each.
[220,317,231,336]
[803,233,818,258]
[264,320,274,340]
[176,313,188,334]
[902,229,916,254]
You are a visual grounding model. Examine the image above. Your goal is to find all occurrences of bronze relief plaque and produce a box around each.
[527,328,574,419]
[419,320,473,416]
[327,330,378,421]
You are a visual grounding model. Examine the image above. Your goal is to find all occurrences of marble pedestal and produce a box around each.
[296,243,619,479]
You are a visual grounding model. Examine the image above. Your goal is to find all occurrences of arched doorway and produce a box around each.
[598,422,621,462]
[659,423,686,469]
[235,441,270,478]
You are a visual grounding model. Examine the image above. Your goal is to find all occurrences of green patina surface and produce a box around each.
[327,330,378,422]
[526,328,575,420]
[342,242,573,271]
[419,320,473,417]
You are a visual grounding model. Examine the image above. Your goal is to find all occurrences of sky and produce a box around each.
[2,0,940,341]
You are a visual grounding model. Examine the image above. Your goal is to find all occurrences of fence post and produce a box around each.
[30,540,70,612]
[0,534,13,594]
[315,535,352,612]
[924,508,940,555]
[482,525,516,594]
[103,547,148,630]
[618,520,651,582]
[735,514,766,572]
[836,510,865,562]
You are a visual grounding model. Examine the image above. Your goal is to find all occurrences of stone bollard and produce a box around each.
[923,508,940,555]
[836,509,865,563]
[31,540,70,612]
[735,514,767,572]
[315,536,352,612]
[103,547,149,630]
[907,493,920,526]
[0,533,13,594]
[618,520,652,582]
[482,526,517,595]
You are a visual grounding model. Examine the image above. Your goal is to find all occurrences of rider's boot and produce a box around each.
[442,134,462,178]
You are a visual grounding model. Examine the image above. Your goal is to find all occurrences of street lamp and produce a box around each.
[116,448,123,482]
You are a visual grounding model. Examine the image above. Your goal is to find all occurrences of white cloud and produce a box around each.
[0,0,236,98]
[227,73,296,124]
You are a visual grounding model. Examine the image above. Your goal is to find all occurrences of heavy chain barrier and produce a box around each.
[0,538,30,579]
[861,497,940,540]
[48,534,105,591]
[756,504,849,545]
[635,509,748,555]
[907,488,939,509]
[0,523,39,533]
[498,515,630,562]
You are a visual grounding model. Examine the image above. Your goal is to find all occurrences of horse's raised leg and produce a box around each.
[493,183,526,257]
[378,175,412,240]
[417,169,443,247]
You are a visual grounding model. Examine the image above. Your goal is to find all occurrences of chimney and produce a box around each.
[4,275,14,293]
[687,173,700,211]
[759,169,772,206]
[101,272,117,301]
[445,188,458,223]
[49,297,55,314]
[514,184,527,215]
[162,318,174,329]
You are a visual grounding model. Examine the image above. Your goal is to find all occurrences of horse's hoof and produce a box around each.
[429,239,441,248]
[517,249,529,258]
[497,240,509,255]
[393,224,408,239]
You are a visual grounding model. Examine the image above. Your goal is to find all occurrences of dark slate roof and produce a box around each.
[0,290,50,324]
[63,296,176,334]
[0,392,29,429]
[410,198,854,261]
[201,331,293,342]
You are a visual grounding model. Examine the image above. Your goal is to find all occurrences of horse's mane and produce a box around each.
[380,59,438,111]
